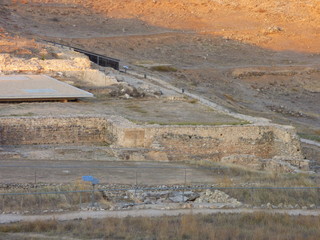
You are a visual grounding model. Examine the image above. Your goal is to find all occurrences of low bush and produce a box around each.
[150,65,177,72]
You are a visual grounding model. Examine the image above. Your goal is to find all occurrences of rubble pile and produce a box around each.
[195,189,242,206]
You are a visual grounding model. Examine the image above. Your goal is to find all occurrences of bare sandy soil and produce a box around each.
[15,0,320,53]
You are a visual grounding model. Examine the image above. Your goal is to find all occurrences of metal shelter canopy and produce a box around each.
[0,75,93,102]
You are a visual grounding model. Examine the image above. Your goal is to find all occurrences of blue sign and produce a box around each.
[82,176,94,182]
[82,176,99,185]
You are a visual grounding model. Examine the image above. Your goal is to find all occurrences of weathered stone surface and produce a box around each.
[63,70,118,87]
[115,122,303,162]
[0,115,305,171]
[0,52,91,73]
[195,190,241,206]
[126,190,199,204]
[0,115,111,145]
[221,154,262,170]
[220,155,310,172]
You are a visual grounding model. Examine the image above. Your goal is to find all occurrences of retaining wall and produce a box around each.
[0,116,111,145]
[114,123,302,161]
[0,115,303,162]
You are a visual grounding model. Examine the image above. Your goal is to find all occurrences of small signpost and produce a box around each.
[123,65,129,73]
[82,176,100,207]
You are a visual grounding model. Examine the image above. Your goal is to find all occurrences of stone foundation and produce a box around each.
[0,115,305,171]
[0,116,111,145]
[111,117,302,162]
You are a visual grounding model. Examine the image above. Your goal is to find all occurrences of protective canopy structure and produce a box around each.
[0,74,93,102]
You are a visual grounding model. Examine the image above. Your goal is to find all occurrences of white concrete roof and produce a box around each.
[0,75,93,101]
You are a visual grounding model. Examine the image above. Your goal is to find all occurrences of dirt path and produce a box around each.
[2,208,320,224]
[301,139,320,148]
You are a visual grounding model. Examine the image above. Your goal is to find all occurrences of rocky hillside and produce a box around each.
[22,0,320,53]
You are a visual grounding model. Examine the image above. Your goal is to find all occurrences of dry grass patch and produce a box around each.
[150,65,177,72]
[1,213,320,240]
[0,182,109,213]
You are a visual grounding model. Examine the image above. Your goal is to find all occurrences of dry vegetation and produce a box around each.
[150,65,178,72]
[1,187,318,213]
[0,181,109,213]
[1,213,320,239]
[0,33,45,58]
[1,170,319,213]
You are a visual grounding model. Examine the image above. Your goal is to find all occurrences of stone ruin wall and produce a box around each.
[0,115,303,165]
[115,124,303,162]
[0,116,112,145]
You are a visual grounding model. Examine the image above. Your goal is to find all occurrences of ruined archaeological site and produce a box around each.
[0,0,320,238]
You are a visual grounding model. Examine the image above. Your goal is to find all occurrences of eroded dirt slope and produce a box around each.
[20,0,320,53]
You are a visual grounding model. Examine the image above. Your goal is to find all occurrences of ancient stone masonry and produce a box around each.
[114,122,303,162]
[0,115,305,171]
[0,116,111,145]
